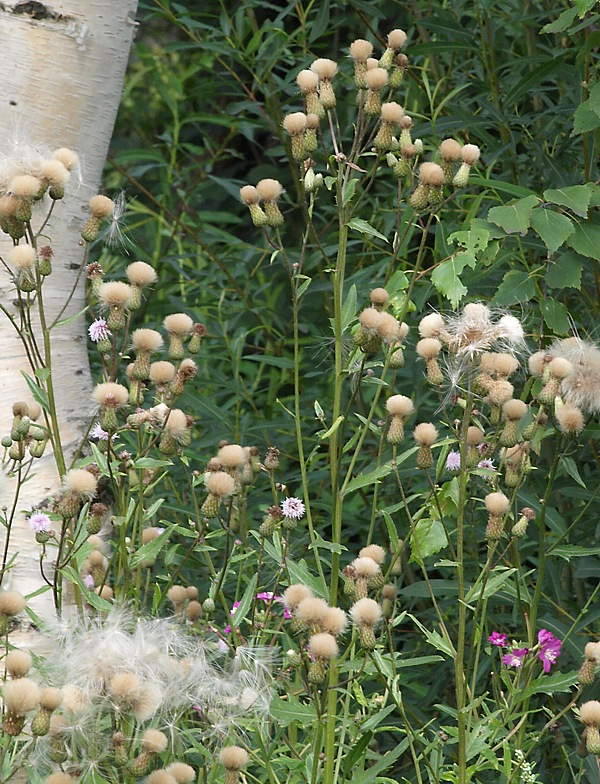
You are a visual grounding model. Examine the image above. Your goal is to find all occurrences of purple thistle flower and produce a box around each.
[29,512,51,534]
[256,592,275,601]
[88,318,111,342]
[446,450,461,472]
[538,629,562,673]
[281,497,305,520]
[488,631,508,647]
[502,647,529,668]
[477,458,495,471]
[83,574,95,589]
[90,422,118,441]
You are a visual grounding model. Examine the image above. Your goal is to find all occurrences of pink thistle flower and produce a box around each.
[502,647,529,668]
[88,318,111,342]
[29,512,51,534]
[83,574,95,589]
[281,497,305,520]
[446,450,461,472]
[477,458,495,471]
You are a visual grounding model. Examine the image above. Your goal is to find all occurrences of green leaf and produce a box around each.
[346,218,389,243]
[269,695,317,727]
[487,195,539,234]
[60,566,112,611]
[409,518,448,562]
[530,208,574,253]
[520,670,579,701]
[567,221,600,261]
[130,527,171,566]
[551,545,600,560]
[546,251,583,289]
[133,457,173,468]
[572,101,600,135]
[431,251,476,309]
[543,185,592,217]
[560,455,586,488]
[492,270,536,305]
[242,354,295,369]
[230,573,258,627]
[470,175,537,199]
[344,463,393,495]
[308,0,330,42]
[341,284,358,333]
[541,6,579,32]
[319,416,344,441]
[343,732,373,778]
[351,743,409,784]
[20,371,49,410]
[540,298,570,334]
[53,306,88,329]
[447,228,490,253]
[465,568,517,602]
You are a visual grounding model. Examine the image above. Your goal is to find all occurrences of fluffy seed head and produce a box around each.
[419,313,445,337]
[217,444,246,468]
[350,597,382,627]
[99,281,132,308]
[349,39,373,61]
[283,584,313,611]
[40,687,63,711]
[386,395,414,416]
[550,337,600,413]
[487,380,514,406]
[165,409,189,436]
[359,307,382,331]
[310,58,338,79]
[365,67,388,89]
[64,469,97,497]
[147,773,177,784]
[309,632,338,659]
[584,642,600,661]
[380,101,404,123]
[256,178,284,202]
[414,422,438,446]
[382,583,397,600]
[2,678,41,713]
[5,649,33,677]
[132,328,163,352]
[52,147,79,170]
[126,261,157,287]
[419,162,445,186]
[206,471,236,497]
[93,382,128,408]
[166,763,196,783]
[321,607,347,635]
[220,746,249,770]
[377,312,400,341]
[40,159,70,186]
[466,426,484,445]
[370,287,389,307]
[46,774,74,784]
[359,544,386,564]
[283,112,307,135]
[485,491,510,516]
[109,671,140,703]
[150,361,176,384]
[306,113,320,129]
[164,313,193,336]
[8,244,36,269]
[89,194,114,218]
[296,69,319,91]
[416,337,442,359]
[143,728,168,752]
[503,399,528,420]
[494,353,520,377]
[460,144,480,164]
[168,585,188,605]
[439,139,462,161]
[548,357,573,379]
[398,322,409,340]
[387,29,407,49]
[528,351,547,377]
[10,174,40,197]
[555,404,585,435]
[352,556,380,578]
[580,700,600,725]
[240,185,259,205]
[296,597,329,624]
[0,194,18,217]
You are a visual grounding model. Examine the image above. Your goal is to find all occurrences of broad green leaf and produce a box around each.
[567,221,600,261]
[344,463,393,495]
[546,251,583,289]
[520,670,579,701]
[134,457,173,468]
[543,185,592,217]
[541,6,579,32]
[346,218,389,243]
[530,208,574,253]
[231,573,258,626]
[465,568,517,602]
[431,251,476,309]
[540,298,570,334]
[492,270,536,305]
[270,695,317,727]
[471,175,536,198]
[487,195,539,234]
[551,545,600,560]
[319,416,344,441]
[60,566,112,611]
[447,228,490,253]
[409,518,448,562]
[387,269,409,293]
[572,101,600,135]
[130,527,171,566]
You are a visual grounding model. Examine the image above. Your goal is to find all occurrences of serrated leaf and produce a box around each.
[487,195,539,234]
[540,298,570,334]
[543,185,592,217]
[567,221,600,261]
[344,463,393,495]
[546,251,583,289]
[572,101,600,135]
[346,218,389,243]
[520,670,579,701]
[130,526,171,566]
[447,228,490,253]
[530,208,574,253]
[409,518,448,562]
[431,251,476,309]
[492,270,536,305]
[270,695,317,727]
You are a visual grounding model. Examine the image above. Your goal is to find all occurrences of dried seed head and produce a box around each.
[240,185,260,205]
[352,556,380,578]
[205,471,236,497]
[380,101,404,123]
[548,357,573,379]
[419,162,445,186]
[5,649,33,677]
[2,678,41,714]
[132,328,164,352]
[220,746,249,770]
[349,39,373,61]
[143,728,168,752]
[296,596,329,624]
[283,112,307,135]
[99,281,132,307]
[466,426,484,445]
[52,147,79,170]
[310,58,338,79]
[460,144,480,164]
[309,632,338,659]
[46,774,75,784]
[555,404,585,435]
[377,312,400,341]
[168,585,188,605]
[528,351,547,377]
[386,395,414,416]
[365,67,388,89]
[487,380,514,406]
[321,606,347,635]
[439,139,462,161]
[283,583,313,611]
[8,244,36,269]
[64,469,97,497]
[485,491,510,516]
[40,687,63,711]
[359,544,386,564]
[40,159,70,187]
[165,409,189,436]
[350,597,382,627]
[150,361,176,384]
[93,382,128,408]
[147,772,177,784]
[217,444,246,468]
[414,422,438,446]
[126,261,157,287]
[494,353,520,377]
[580,700,600,726]
[416,337,442,359]
[387,29,407,49]
[418,313,445,337]
[503,399,528,420]
[370,287,389,307]
[359,307,383,332]
[164,313,194,336]
[166,763,196,783]
[296,69,319,92]
[256,178,284,203]
[89,194,114,218]
[10,174,40,197]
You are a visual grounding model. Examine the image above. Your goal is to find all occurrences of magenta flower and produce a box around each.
[477,458,495,471]
[502,647,529,668]
[488,631,508,647]
[446,450,461,472]
[29,512,51,534]
[88,318,111,342]
[256,591,275,601]
[281,497,305,520]
[538,629,562,673]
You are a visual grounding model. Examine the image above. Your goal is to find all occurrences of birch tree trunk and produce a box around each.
[0,0,138,638]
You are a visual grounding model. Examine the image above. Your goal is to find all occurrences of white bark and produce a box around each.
[0,0,138,633]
